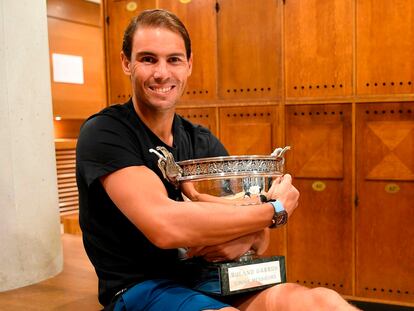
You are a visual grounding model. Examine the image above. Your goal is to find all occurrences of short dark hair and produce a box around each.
[122,9,192,61]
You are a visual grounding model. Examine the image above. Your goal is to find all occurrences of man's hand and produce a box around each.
[186,229,269,262]
[266,174,299,217]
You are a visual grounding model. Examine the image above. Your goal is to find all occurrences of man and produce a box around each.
[76,9,358,311]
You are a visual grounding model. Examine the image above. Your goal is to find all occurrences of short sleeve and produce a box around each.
[76,115,143,187]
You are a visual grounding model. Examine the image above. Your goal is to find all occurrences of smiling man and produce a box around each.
[76,9,359,311]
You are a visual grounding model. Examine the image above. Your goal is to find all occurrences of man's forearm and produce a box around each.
[252,228,270,255]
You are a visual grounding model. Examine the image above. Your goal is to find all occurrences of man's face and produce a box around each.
[122,27,192,111]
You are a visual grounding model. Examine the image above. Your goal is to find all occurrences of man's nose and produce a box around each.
[153,61,169,80]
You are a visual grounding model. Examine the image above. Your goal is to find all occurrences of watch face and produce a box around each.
[270,210,288,228]
[276,211,288,226]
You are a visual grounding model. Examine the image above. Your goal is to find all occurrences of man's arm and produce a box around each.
[101,166,299,250]
[186,228,270,262]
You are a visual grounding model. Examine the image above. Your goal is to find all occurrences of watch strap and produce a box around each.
[269,199,284,212]
[268,199,288,228]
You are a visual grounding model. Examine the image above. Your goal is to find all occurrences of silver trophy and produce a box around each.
[149,146,290,296]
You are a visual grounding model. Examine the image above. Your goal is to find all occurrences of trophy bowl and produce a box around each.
[149,147,290,296]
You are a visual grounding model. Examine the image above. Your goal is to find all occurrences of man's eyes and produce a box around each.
[140,56,156,63]
[168,57,183,63]
[138,56,185,64]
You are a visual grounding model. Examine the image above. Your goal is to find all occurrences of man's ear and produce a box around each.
[120,51,131,76]
[187,53,193,77]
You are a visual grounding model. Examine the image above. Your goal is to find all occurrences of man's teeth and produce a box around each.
[151,86,172,93]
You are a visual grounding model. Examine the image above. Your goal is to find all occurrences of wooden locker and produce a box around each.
[285,104,353,295]
[217,0,282,100]
[356,1,414,95]
[105,0,156,104]
[175,107,218,135]
[219,104,285,256]
[158,0,217,101]
[356,102,414,303]
[284,0,353,99]
[219,105,279,155]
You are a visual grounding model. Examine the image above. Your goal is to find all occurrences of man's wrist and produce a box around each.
[268,199,288,228]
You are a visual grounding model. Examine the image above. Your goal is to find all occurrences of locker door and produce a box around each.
[284,0,353,98]
[219,105,279,156]
[158,0,217,101]
[356,1,414,95]
[286,104,353,295]
[175,107,218,136]
[356,103,414,303]
[217,0,282,100]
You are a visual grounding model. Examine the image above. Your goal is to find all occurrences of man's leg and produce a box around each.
[231,283,360,311]
[113,279,234,311]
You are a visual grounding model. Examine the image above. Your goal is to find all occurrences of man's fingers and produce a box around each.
[280,173,292,184]
[273,176,282,184]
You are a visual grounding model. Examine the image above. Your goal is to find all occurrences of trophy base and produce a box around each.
[185,256,286,296]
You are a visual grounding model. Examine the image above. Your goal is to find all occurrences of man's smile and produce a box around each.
[149,85,175,94]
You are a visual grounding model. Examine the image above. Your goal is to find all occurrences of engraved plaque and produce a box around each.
[185,256,286,296]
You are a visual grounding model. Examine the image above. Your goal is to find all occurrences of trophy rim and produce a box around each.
[177,155,282,166]
[179,171,283,182]
[177,155,284,182]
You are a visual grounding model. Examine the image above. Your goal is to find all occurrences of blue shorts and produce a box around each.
[113,279,231,311]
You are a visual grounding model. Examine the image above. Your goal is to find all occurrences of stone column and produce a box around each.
[0,0,63,291]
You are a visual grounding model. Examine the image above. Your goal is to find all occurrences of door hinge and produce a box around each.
[215,1,220,13]
[106,16,110,25]
[354,195,359,207]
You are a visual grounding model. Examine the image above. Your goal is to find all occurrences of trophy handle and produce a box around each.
[271,146,290,164]
[149,147,183,188]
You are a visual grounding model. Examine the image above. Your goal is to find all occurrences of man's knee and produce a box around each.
[268,284,359,310]
[310,286,342,299]
[307,287,359,310]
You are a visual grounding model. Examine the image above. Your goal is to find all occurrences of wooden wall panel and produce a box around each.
[53,119,84,139]
[105,0,156,104]
[263,228,286,259]
[175,107,218,135]
[217,0,282,100]
[285,0,353,98]
[219,105,279,155]
[285,104,352,295]
[158,0,217,101]
[48,17,106,119]
[356,102,414,303]
[47,0,101,26]
[357,1,414,95]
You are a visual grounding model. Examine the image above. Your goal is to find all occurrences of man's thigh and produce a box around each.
[229,283,359,311]
[113,279,233,311]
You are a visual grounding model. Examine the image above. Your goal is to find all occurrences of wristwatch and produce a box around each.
[268,199,288,228]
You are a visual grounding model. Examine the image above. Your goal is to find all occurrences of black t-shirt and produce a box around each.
[76,99,228,306]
